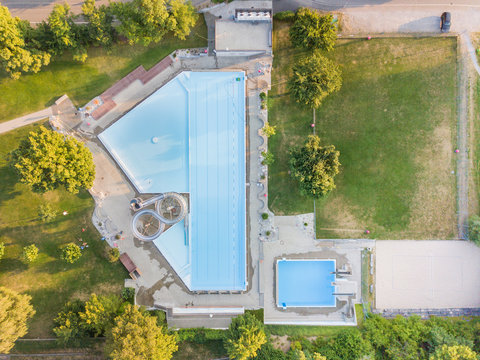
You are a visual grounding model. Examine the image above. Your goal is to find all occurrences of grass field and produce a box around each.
[0,18,207,123]
[0,123,127,338]
[268,21,457,239]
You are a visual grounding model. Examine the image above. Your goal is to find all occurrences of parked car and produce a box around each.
[441,12,451,33]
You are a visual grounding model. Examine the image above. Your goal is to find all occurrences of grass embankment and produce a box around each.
[269,21,457,239]
[0,123,127,338]
[0,18,207,123]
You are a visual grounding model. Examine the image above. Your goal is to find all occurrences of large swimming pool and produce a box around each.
[277,259,336,307]
[99,71,246,291]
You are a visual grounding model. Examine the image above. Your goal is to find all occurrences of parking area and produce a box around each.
[376,240,480,309]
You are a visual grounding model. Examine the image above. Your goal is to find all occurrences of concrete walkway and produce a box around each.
[0,107,52,134]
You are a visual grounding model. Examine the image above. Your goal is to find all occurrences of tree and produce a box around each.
[112,0,171,46]
[0,242,4,261]
[82,0,115,47]
[0,287,35,353]
[261,122,276,138]
[289,8,337,51]
[289,135,340,198]
[288,52,342,109]
[0,4,50,79]
[319,328,371,360]
[430,345,478,360]
[468,215,480,245]
[224,313,267,360]
[363,314,429,360]
[22,244,39,263]
[44,4,77,54]
[167,0,198,40]
[61,243,82,264]
[38,203,57,222]
[12,126,95,194]
[53,299,86,345]
[105,304,178,360]
[80,294,122,336]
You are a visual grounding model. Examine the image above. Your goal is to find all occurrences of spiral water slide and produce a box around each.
[131,192,187,241]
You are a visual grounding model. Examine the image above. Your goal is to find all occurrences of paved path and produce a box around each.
[0,107,52,134]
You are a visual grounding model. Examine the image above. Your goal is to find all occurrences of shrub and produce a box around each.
[273,10,295,22]
[177,328,225,343]
[262,213,269,220]
[259,92,267,101]
[38,203,57,222]
[61,243,82,264]
[246,308,264,323]
[121,287,136,304]
[261,122,276,138]
[0,242,4,261]
[468,215,480,245]
[22,244,39,263]
[106,247,120,263]
[255,342,287,360]
[148,309,166,326]
[261,151,274,166]
[266,231,271,236]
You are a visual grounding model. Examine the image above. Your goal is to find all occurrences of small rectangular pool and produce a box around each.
[277,259,336,308]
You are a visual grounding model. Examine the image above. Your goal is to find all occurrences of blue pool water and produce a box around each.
[99,71,246,291]
[277,260,336,307]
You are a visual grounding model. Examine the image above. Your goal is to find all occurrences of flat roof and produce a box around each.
[99,72,246,291]
[215,20,271,52]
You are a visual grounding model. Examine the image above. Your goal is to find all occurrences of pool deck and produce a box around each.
[58,52,271,327]
[262,216,372,325]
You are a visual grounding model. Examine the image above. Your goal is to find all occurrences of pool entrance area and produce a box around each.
[277,259,336,308]
[99,71,246,291]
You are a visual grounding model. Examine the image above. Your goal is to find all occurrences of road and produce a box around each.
[3,0,207,22]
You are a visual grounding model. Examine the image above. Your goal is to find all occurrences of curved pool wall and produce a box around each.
[99,71,246,291]
[276,259,336,307]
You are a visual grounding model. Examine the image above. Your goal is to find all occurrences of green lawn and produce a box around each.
[0,18,207,123]
[0,122,128,338]
[269,21,457,239]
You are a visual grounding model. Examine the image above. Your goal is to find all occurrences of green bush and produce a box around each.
[106,247,120,263]
[260,92,267,101]
[148,309,166,326]
[38,203,57,222]
[262,213,269,220]
[121,287,136,304]
[246,308,264,323]
[261,122,276,138]
[469,215,480,245]
[22,244,39,263]
[0,242,4,261]
[261,151,274,166]
[273,11,295,22]
[61,242,82,264]
[177,328,225,343]
[255,342,286,360]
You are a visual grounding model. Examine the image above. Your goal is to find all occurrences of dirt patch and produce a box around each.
[407,123,456,239]
[271,335,291,352]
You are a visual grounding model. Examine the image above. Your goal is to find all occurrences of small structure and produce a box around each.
[119,253,141,280]
[215,8,272,57]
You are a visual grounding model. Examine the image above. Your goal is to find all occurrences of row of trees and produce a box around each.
[282,9,342,199]
[0,0,197,78]
[3,285,480,360]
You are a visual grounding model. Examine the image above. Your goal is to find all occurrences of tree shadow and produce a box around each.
[0,165,22,207]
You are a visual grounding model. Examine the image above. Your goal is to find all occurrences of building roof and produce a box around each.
[215,20,272,52]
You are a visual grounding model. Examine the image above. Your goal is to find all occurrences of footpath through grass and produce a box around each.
[269,21,457,239]
[0,123,127,338]
[0,18,207,123]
